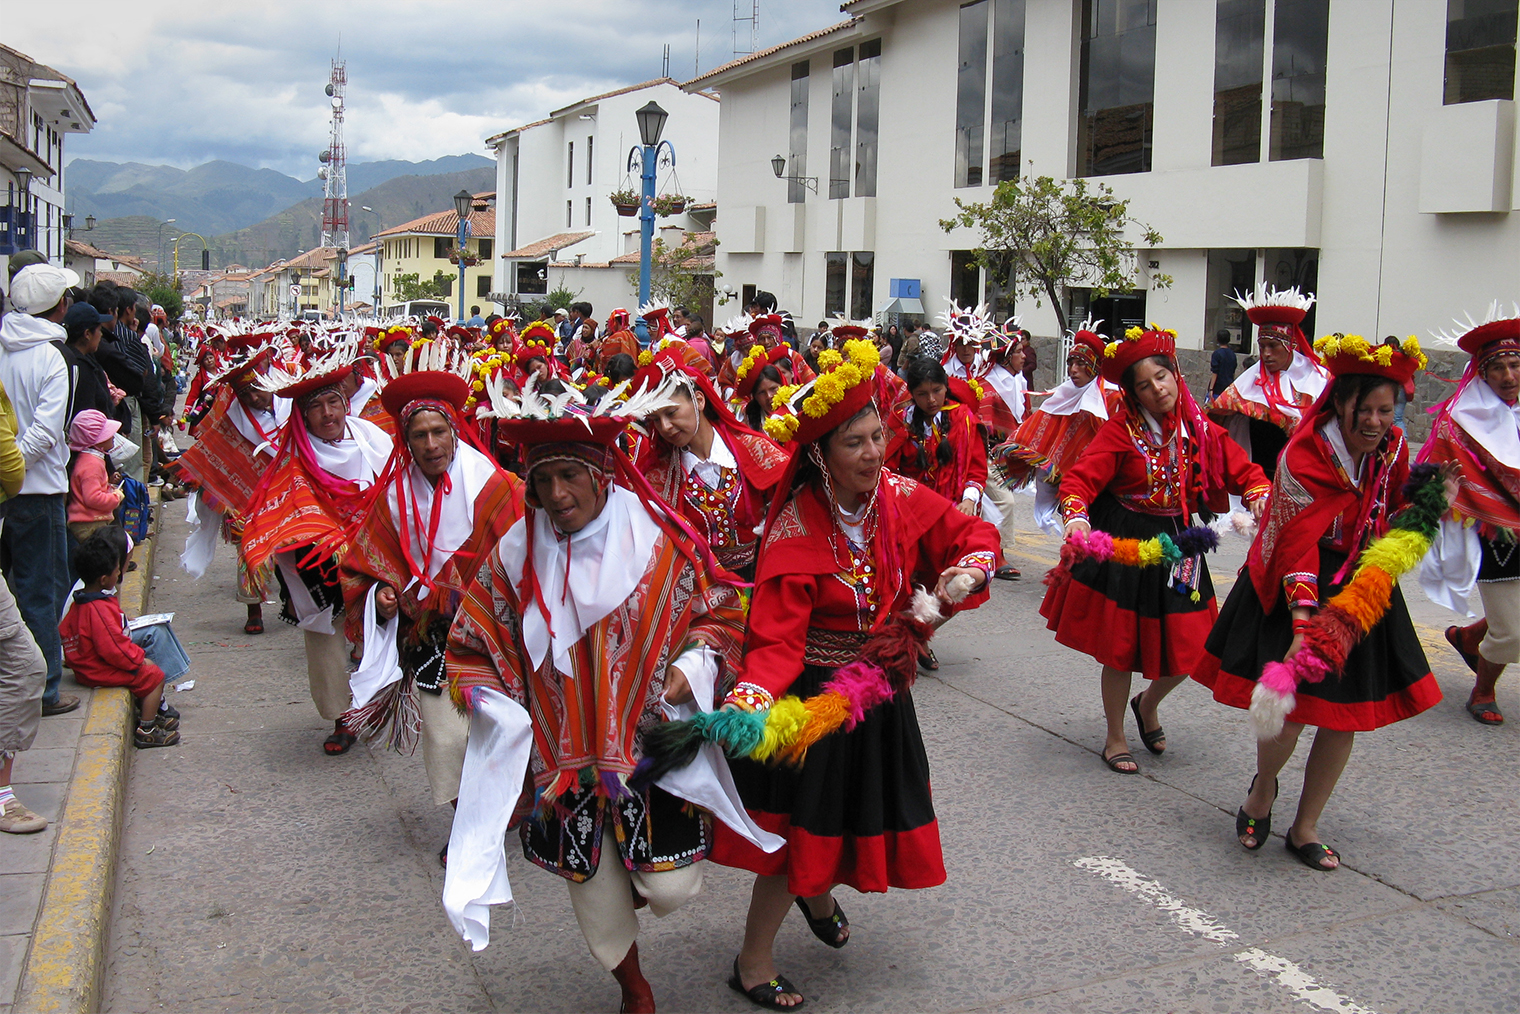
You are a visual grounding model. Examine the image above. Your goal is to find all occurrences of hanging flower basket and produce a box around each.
[609,188,641,217]
[652,193,690,217]
[445,245,481,267]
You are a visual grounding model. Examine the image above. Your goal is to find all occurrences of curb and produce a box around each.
[15,492,162,1013]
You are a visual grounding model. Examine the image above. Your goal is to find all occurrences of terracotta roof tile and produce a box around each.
[501,231,596,259]
[377,206,497,239]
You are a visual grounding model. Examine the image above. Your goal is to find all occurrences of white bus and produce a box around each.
[380,299,452,319]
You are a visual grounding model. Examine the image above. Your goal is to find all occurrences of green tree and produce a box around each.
[138,271,184,322]
[939,173,1170,335]
[626,232,719,314]
[391,270,453,302]
[545,285,582,312]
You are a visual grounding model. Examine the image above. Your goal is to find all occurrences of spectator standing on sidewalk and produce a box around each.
[0,263,80,717]
[0,370,49,833]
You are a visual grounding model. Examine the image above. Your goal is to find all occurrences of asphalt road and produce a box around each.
[102,492,1518,1013]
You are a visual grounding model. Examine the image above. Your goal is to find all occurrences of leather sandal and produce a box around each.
[1446,626,1481,674]
[1235,774,1278,851]
[1101,749,1138,774]
[794,895,849,948]
[1284,829,1340,871]
[323,720,357,756]
[1129,693,1166,755]
[728,957,804,1010]
[1467,694,1504,726]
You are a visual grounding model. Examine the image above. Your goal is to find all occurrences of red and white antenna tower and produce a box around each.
[318,59,349,250]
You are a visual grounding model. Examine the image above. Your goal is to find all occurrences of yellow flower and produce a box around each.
[763,415,788,440]
[835,362,861,387]
[1404,335,1428,369]
[638,350,653,366]
[1124,326,1143,341]
[774,384,799,406]
[1340,333,1371,357]
[801,393,830,417]
[1373,345,1395,366]
[1104,342,1119,358]
[817,349,843,370]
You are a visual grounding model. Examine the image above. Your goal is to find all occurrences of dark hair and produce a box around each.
[743,364,785,430]
[686,313,704,331]
[1216,330,1231,345]
[1120,354,1176,404]
[419,318,440,337]
[794,402,881,490]
[752,290,777,312]
[484,314,502,328]
[73,527,126,585]
[581,383,608,405]
[470,305,480,314]
[1327,373,1398,415]
[572,301,593,316]
[87,284,117,318]
[903,357,955,470]
[604,353,637,384]
[537,378,568,396]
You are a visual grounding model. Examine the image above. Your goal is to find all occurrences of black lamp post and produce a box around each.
[453,189,473,323]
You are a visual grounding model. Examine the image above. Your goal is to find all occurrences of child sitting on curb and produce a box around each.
[59,527,187,749]
[66,410,125,546]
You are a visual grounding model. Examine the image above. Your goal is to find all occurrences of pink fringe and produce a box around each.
[1258,661,1299,697]
[822,661,894,731]
[1069,529,1115,562]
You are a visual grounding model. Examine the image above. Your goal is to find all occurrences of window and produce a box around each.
[477,275,491,298]
[850,252,875,319]
[789,61,810,204]
[1212,0,1265,166]
[568,141,575,187]
[856,40,881,197]
[955,0,989,188]
[586,197,592,226]
[1205,249,1257,349]
[517,260,547,295]
[587,135,594,184]
[434,236,449,259]
[831,47,856,199]
[566,200,573,227]
[1269,0,1329,161]
[989,0,1025,182]
[825,252,848,316]
[1077,0,1157,177]
[1445,0,1517,103]
[1263,247,1318,334]
[950,250,981,308]
[478,238,493,260]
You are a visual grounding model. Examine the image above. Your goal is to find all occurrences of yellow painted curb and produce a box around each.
[15,492,161,1013]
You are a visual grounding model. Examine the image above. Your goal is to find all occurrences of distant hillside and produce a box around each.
[65,153,494,239]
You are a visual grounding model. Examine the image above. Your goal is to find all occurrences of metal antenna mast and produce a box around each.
[733,0,757,56]
[318,59,349,251]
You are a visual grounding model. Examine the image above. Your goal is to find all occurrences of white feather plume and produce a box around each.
[1232,281,1316,313]
[1249,683,1295,741]
[1429,301,1520,348]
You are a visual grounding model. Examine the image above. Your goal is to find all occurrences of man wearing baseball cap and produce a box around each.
[0,263,81,715]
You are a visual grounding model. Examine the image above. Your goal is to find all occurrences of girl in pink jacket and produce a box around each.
[66,409,124,543]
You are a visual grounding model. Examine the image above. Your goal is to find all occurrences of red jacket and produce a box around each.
[58,593,160,688]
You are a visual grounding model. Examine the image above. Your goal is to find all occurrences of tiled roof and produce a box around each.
[64,238,116,260]
[609,230,715,267]
[377,206,496,239]
[682,20,860,88]
[502,231,596,259]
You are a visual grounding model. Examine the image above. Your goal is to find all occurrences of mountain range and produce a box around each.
[66,154,493,238]
[69,156,496,271]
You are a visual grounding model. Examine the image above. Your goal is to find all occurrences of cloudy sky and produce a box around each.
[5,0,843,179]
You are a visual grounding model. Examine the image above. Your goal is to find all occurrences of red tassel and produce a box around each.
[859,614,933,694]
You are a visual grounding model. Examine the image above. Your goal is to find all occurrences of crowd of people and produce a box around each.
[0,266,1515,1012]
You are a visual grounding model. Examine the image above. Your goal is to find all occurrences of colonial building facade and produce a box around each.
[685,0,1520,347]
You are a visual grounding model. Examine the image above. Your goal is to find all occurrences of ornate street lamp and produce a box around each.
[628,101,674,340]
[453,188,473,323]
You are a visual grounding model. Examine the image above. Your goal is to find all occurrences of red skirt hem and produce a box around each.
[708,812,946,898]
[1040,578,1216,680]
[1198,658,1445,732]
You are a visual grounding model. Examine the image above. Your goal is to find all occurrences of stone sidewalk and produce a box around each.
[2,499,158,1014]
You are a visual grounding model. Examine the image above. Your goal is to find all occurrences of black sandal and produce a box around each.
[1284,829,1340,871]
[1129,694,1166,755]
[728,957,805,1010]
[1101,749,1139,774]
[918,648,939,671]
[1446,625,1481,674]
[1235,774,1278,851]
[794,895,849,948]
[323,720,357,756]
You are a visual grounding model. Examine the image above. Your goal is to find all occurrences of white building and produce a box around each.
[485,78,720,318]
[684,0,1520,351]
[0,43,95,275]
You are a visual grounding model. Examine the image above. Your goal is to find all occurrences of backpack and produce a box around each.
[115,475,153,542]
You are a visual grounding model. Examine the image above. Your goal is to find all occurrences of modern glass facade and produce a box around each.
[1078,0,1157,177]
[955,0,989,187]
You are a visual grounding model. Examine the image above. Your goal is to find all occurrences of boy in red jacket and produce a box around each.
[59,531,180,748]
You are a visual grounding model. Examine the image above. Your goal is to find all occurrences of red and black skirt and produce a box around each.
[708,662,945,898]
[1038,493,1217,679]
[1193,547,1442,731]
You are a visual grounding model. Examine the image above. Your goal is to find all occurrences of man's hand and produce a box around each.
[664,665,693,705]
[1250,497,1267,521]
[374,584,398,621]
[934,565,986,610]
[1439,460,1462,509]
[956,497,977,516]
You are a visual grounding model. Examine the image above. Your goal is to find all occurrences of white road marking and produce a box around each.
[1074,856,1379,1014]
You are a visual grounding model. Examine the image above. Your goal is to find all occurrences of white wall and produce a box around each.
[703,0,1520,348]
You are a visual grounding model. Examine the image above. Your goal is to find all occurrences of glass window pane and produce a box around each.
[789,61,811,204]
[568,141,575,187]
[989,0,1026,183]
[1269,0,1329,161]
[1212,0,1265,166]
[950,250,980,307]
[831,47,855,199]
[1205,248,1257,350]
[1264,247,1319,336]
[851,251,875,319]
[825,252,848,316]
[955,1,989,188]
[1078,0,1156,176]
[1445,0,1518,103]
[856,39,881,197]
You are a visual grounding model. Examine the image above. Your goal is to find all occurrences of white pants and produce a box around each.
[304,629,352,721]
[983,479,1019,557]
[565,823,704,970]
[418,688,470,805]
[1479,579,1520,666]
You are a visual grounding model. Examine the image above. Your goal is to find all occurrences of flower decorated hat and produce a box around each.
[1100,323,1178,385]
[734,341,795,399]
[1313,333,1427,386]
[763,337,882,445]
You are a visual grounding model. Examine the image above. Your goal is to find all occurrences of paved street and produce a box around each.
[102,495,1518,1013]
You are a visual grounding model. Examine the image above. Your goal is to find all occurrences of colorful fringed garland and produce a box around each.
[1043,526,1220,600]
[1250,464,1447,740]
[629,589,947,793]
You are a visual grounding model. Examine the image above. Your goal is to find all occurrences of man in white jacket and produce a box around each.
[0,264,79,715]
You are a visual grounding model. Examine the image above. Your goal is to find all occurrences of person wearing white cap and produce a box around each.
[0,263,81,715]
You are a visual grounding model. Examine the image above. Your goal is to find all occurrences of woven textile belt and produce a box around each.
[803,627,870,667]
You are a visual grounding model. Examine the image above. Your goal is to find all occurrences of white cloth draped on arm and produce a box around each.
[1419,517,1481,616]
[349,583,403,708]
[180,491,221,579]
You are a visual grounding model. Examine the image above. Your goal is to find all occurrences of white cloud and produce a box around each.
[4,0,842,177]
